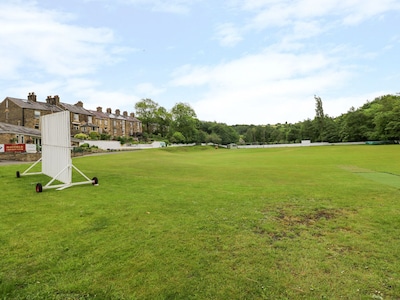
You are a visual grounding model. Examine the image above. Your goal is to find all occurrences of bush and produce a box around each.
[89,131,100,140]
[74,133,89,140]
[100,133,111,140]
[72,147,84,153]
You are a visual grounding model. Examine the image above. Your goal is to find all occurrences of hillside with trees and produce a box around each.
[134,94,400,145]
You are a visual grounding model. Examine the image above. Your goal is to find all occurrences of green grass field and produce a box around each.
[1,145,399,299]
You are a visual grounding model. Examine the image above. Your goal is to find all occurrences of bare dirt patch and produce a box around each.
[277,208,342,226]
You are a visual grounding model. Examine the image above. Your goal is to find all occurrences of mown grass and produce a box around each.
[1,145,399,299]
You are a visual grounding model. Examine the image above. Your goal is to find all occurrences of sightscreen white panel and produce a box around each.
[41,111,72,184]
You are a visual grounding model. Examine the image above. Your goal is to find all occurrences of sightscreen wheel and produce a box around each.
[35,183,43,193]
[92,177,99,185]
[16,171,20,178]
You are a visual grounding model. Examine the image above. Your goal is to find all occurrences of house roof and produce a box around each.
[89,110,108,120]
[5,97,63,112]
[0,122,41,136]
[125,115,141,122]
[59,102,93,115]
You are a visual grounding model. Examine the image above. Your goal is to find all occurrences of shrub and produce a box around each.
[74,133,89,140]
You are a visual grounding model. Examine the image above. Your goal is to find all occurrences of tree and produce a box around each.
[286,123,301,143]
[154,106,171,138]
[207,132,222,144]
[170,102,198,143]
[322,116,340,142]
[373,97,400,141]
[314,95,325,142]
[134,98,159,135]
[170,131,186,143]
[341,108,370,141]
[244,127,256,144]
[209,123,239,145]
[300,119,315,141]
[255,126,266,144]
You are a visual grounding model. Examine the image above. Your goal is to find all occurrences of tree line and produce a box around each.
[134,94,400,145]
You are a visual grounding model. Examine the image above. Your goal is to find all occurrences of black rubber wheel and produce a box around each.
[35,183,43,193]
[92,177,99,185]
[16,171,20,178]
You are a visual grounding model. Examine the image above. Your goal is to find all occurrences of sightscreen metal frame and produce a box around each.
[18,111,98,192]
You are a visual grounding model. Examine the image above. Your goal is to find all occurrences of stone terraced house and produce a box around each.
[0,93,142,141]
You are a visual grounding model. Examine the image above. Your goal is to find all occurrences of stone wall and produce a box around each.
[0,99,23,125]
[0,151,86,162]
[0,152,41,162]
[0,133,14,144]
[23,109,40,129]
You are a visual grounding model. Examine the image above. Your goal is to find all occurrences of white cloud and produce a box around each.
[134,82,166,97]
[214,23,243,47]
[0,1,119,79]
[78,90,138,114]
[104,0,196,14]
[232,0,400,40]
[192,68,353,124]
[170,49,354,124]
[323,91,393,117]
[171,51,336,88]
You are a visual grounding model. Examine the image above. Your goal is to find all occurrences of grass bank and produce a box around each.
[1,145,399,299]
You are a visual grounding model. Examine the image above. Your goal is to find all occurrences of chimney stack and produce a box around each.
[106,108,112,114]
[75,101,83,107]
[123,111,128,117]
[54,95,60,106]
[45,95,60,106]
[97,107,102,112]
[27,92,37,102]
[115,109,120,116]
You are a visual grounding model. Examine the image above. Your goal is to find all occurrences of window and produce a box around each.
[74,114,79,121]
[16,135,24,143]
[33,138,41,147]
[88,116,92,123]
[34,110,40,119]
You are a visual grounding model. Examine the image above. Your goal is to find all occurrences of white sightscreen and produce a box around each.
[41,111,72,184]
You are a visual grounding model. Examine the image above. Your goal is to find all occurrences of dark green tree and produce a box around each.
[340,108,371,142]
[321,116,339,142]
[154,106,171,138]
[244,127,256,144]
[314,95,325,142]
[255,126,266,144]
[300,119,315,141]
[134,98,159,135]
[170,102,198,143]
[286,123,301,143]
[373,95,400,140]
[209,123,239,145]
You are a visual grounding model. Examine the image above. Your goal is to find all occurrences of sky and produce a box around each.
[1,0,400,125]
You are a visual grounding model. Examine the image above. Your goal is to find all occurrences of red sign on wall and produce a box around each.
[4,144,26,152]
